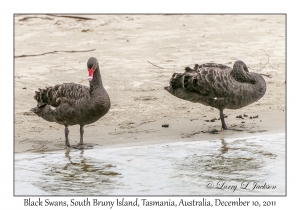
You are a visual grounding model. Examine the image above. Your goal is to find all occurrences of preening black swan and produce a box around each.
[164,60,266,129]
[30,57,110,148]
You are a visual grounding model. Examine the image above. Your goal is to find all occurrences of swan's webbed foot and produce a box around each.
[71,143,94,150]
[72,143,84,150]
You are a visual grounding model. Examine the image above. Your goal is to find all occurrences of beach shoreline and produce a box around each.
[14,14,286,154]
[15,109,285,153]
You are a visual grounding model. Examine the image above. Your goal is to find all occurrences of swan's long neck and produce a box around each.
[90,66,104,91]
[231,68,251,83]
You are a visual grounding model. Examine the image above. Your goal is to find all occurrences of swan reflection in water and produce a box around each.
[34,148,121,195]
[15,133,285,195]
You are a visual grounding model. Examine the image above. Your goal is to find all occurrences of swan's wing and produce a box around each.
[170,64,233,97]
[34,83,90,108]
[194,63,231,71]
[194,65,233,95]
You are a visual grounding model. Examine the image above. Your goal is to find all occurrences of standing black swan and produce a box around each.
[30,57,110,148]
[164,60,266,130]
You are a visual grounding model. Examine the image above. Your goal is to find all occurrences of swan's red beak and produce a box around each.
[88,67,94,81]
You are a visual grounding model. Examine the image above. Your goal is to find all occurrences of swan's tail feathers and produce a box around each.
[169,71,197,92]
[33,87,60,107]
[169,73,184,89]
[32,87,59,123]
[34,89,47,108]
[193,64,200,71]
[30,105,58,123]
[184,66,197,73]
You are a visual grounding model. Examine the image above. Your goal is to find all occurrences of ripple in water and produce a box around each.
[15,133,285,195]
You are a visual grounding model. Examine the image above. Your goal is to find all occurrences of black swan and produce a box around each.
[164,60,266,129]
[30,57,111,148]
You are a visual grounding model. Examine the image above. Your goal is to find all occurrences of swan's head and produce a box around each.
[233,60,266,100]
[87,57,98,81]
[233,60,249,72]
[232,60,252,83]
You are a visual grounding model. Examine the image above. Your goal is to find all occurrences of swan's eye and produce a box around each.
[250,80,255,84]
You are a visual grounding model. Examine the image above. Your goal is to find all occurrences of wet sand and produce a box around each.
[14,15,285,153]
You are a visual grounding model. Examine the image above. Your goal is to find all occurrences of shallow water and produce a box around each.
[15,133,285,196]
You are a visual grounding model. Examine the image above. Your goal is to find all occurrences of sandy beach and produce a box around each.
[14,14,285,153]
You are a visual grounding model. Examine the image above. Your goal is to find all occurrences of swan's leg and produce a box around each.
[79,125,84,145]
[65,126,70,147]
[220,109,227,130]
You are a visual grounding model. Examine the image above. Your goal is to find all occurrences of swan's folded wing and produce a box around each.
[34,83,90,107]
[195,63,231,71]
[184,65,233,96]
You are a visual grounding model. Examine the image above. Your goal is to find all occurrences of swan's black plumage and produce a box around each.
[164,60,266,129]
[31,57,110,148]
